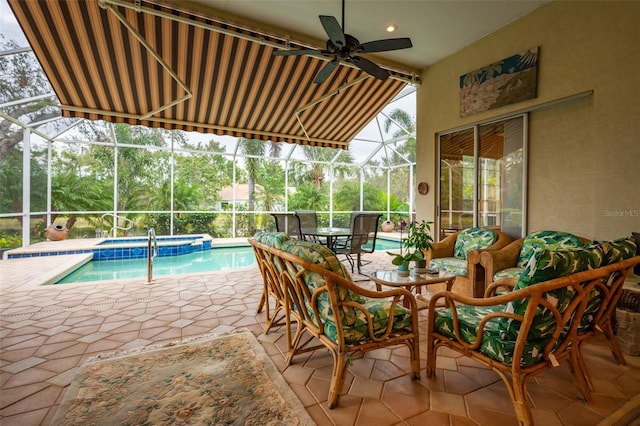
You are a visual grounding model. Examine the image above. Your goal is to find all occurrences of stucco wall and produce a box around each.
[416,0,639,240]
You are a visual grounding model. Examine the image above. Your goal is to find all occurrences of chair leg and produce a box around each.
[341,254,355,273]
[410,338,420,380]
[327,351,348,409]
[569,347,593,403]
[599,320,627,365]
[285,318,306,367]
[510,374,534,426]
[575,341,594,392]
[426,335,437,378]
[256,286,267,314]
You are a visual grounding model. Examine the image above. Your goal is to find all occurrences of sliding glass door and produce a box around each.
[437,115,526,240]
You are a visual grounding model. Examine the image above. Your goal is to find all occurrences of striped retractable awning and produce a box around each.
[8,0,415,149]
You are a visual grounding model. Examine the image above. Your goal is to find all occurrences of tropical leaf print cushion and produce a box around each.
[500,245,605,341]
[516,230,584,268]
[323,298,413,344]
[578,236,638,331]
[253,231,290,249]
[281,239,412,344]
[586,236,637,265]
[429,257,468,276]
[453,227,497,260]
[433,304,545,366]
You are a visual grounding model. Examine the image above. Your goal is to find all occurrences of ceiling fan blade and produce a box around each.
[319,15,346,48]
[273,49,323,57]
[314,59,339,84]
[350,56,389,80]
[358,38,413,53]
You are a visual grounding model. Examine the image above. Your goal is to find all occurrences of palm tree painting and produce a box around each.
[459,47,538,117]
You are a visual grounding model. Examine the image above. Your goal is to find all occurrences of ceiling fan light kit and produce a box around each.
[272,0,413,84]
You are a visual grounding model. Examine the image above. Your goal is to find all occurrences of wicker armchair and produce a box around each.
[424,227,511,297]
[250,233,421,408]
[427,242,640,425]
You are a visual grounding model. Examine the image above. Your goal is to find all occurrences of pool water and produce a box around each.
[55,238,402,284]
[56,247,256,284]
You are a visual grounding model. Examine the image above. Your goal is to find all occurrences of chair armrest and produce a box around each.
[335,274,417,305]
[425,232,457,262]
[426,289,525,349]
[484,278,516,297]
[479,238,524,282]
[465,231,512,268]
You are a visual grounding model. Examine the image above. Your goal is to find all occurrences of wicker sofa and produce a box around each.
[424,227,511,298]
[250,232,421,408]
[426,237,639,425]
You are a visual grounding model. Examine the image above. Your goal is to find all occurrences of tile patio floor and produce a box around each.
[1,246,639,425]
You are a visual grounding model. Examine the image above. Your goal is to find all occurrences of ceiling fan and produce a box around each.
[272,0,413,84]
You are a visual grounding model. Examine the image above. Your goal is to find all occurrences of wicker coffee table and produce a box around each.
[368,269,456,310]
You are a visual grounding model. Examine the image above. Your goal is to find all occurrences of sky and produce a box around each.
[0,0,27,45]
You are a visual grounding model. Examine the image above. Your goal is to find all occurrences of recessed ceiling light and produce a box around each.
[386,24,397,33]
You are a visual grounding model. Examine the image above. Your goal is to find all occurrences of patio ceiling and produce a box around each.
[7,0,415,149]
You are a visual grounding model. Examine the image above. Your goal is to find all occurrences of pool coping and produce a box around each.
[1,254,94,291]
[4,234,216,260]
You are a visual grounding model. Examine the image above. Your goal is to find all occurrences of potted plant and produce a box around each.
[403,220,434,272]
[386,220,425,275]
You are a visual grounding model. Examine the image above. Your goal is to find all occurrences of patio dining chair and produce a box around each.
[271,213,302,239]
[295,210,323,244]
[333,212,382,273]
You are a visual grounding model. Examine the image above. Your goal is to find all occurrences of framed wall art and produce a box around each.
[459,47,538,117]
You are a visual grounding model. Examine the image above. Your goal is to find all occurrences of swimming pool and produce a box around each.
[56,246,255,284]
[55,237,402,284]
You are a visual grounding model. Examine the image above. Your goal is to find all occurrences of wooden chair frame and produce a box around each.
[250,237,421,408]
[252,241,288,335]
[426,256,640,425]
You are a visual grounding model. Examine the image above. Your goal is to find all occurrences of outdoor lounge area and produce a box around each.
[2,246,640,425]
[1,0,640,425]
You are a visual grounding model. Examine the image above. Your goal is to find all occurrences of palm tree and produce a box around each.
[238,138,266,233]
[383,108,416,204]
[297,145,354,188]
[383,108,416,163]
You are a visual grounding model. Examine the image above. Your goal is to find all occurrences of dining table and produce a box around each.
[300,226,351,250]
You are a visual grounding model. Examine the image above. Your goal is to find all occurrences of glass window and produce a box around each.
[437,115,526,240]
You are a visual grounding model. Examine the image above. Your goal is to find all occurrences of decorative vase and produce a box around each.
[45,224,68,241]
[381,220,394,233]
[397,261,410,276]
